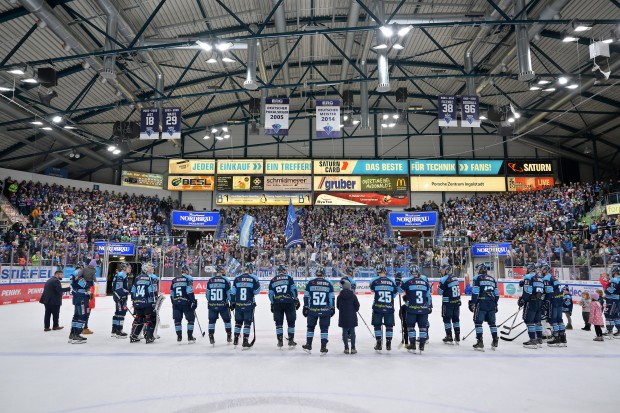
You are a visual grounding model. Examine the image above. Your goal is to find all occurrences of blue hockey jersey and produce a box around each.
[520,273,544,302]
[369,276,397,313]
[304,277,335,316]
[437,274,461,305]
[231,273,261,311]
[268,273,298,304]
[131,273,157,308]
[542,274,563,304]
[112,270,129,299]
[471,273,499,310]
[207,275,232,309]
[399,276,432,314]
[170,275,195,305]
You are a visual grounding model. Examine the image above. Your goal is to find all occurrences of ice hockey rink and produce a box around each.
[0,295,616,413]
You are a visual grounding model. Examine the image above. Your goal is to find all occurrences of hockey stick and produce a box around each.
[248,304,257,347]
[462,326,476,341]
[194,311,206,337]
[500,327,528,341]
[501,321,524,335]
[498,309,520,329]
[357,311,375,339]
[113,291,135,319]
[501,308,521,331]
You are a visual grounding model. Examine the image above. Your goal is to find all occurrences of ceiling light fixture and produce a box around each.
[373,43,388,50]
[572,21,592,32]
[397,25,412,37]
[562,33,578,42]
[63,125,76,130]
[221,57,235,63]
[21,78,38,83]
[479,115,487,120]
[392,43,405,50]
[379,26,393,37]
[41,126,52,130]
[558,76,568,85]
[223,134,230,139]
[206,57,218,64]
[543,87,556,92]
[30,121,43,125]
[112,149,121,155]
[107,145,117,152]
[537,79,551,85]
[566,84,579,89]
[196,40,212,51]
[530,85,541,90]
[52,115,62,123]
[215,135,224,140]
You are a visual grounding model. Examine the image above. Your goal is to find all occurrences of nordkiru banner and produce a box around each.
[460,96,480,127]
[140,107,160,139]
[162,107,181,139]
[437,95,457,127]
[264,98,289,135]
[316,100,341,138]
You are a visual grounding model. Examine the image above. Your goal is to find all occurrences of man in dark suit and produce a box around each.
[40,270,71,331]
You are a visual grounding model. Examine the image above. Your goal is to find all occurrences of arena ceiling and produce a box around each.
[0,0,619,180]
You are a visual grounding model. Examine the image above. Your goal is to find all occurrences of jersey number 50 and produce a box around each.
[210,289,223,301]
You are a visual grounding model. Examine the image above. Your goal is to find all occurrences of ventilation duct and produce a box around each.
[360,60,370,129]
[338,1,361,95]
[244,39,258,90]
[272,0,290,94]
[515,0,534,81]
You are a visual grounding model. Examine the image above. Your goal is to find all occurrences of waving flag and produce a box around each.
[239,214,254,248]
[285,199,302,249]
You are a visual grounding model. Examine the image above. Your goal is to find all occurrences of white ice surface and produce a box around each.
[0,295,616,413]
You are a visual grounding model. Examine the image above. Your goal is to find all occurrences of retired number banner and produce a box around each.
[316,100,341,138]
[460,96,480,127]
[140,108,160,139]
[264,98,289,135]
[162,107,181,139]
[438,96,457,127]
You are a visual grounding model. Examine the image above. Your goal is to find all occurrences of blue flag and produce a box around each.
[239,214,254,248]
[226,257,241,275]
[285,199,302,249]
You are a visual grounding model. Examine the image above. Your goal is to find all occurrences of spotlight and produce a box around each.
[223,134,230,139]
[562,34,578,42]
[211,128,218,133]
[41,126,52,130]
[381,123,388,128]
[537,79,551,85]
[566,84,579,89]
[52,115,62,123]
[508,117,515,123]
[572,21,591,32]
[113,149,121,155]
[373,43,388,50]
[392,114,399,119]
[343,115,349,121]
[196,40,212,51]
[392,43,405,50]
[382,114,389,120]
[221,126,228,132]
[397,25,412,37]
[530,85,541,90]
[215,135,224,140]
[221,57,235,63]
[352,119,360,125]
[203,134,211,140]
[379,26,393,37]
[216,42,233,51]
[558,76,568,85]
[107,145,116,152]
[542,87,556,92]
[8,68,25,75]
[74,153,81,159]
[30,121,43,125]
[514,113,521,119]
[479,115,487,120]
[63,125,76,130]
[388,123,396,128]
[206,57,218,64]
[21,78,38,83]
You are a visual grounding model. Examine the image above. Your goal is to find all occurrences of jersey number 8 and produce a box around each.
[240,288,247,301]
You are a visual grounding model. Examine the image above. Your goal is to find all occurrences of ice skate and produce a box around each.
[473,339,484,352]
[320,344,328,356]
[302,343,312,354]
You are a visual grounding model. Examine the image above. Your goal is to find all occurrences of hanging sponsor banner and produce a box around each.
[506,160,554,175]
[314,176,361,191]
[360,176,408,192]
[316,100,341,138]
[168,175,214,191]
[314,193,409,207]
[389,212,437,228]
[264,176,312,191]
[168,159,215,174]
[264,98,289,135]
[507,177,554,192]
[216,193,312,206]
[94,242,135,256]
[216,176,264,191]
[437,95,457,127]
[171,211,220,228]
[121,170,164,189]
[162,107,181,139]
[140,107,160,139]
[606,203,620,215]
[460,96,481,127]
[472,243,512,257]
[410,176,506,192]
[217,159,263,174]
[410,159,457,175]
[265,160,312,174]
[458,160,504,175]
[313,160,407,175]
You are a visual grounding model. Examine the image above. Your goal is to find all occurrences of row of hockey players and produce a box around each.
[518,262,620,348]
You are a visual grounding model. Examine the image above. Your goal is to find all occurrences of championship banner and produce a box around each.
[168,175,214,191]
[506,160,553,175]
[94,242,135,256]
[507,177,554,192]
[460,96,480,127]
[313,160,407,175]
[216,176,263,191]
[162,107,181,139]
[438,95,457,127]
[316,100,341,138]
[410,176,506,192]
[121,170,164,189]
[314,193,409,207]
[264,176,312,191]
[168,159,215,174]
[217,159,263,174]
[457,160,504,175]
[314,176,361,192]
[140,107,159,139]
[265,160,312,174]
[360,176,408,192]
[389,212,437,228]
[264,98,289,135]
[410,159,457,175]
[216,193,312,206]
[171,211,220,228]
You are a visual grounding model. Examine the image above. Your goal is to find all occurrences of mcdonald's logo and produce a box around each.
[396,178,407,188]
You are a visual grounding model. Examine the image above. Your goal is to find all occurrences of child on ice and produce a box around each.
[337,280,360,354]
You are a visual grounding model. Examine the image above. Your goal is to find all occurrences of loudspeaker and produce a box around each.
[37,89,58,105]
[487,106,504,122]
[37,67,57,87]
[498,121,514,136]
[395,87,408,102]
[249,98,261,114]
[343,90,354,106]
[112,121,140,139]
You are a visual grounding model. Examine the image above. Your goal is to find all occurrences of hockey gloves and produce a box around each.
[294,298,301,310]
[468,301,475,313]
[190,300,198,311]
[330,308,336,317]
[302,307,309,317]
[428,307,432,314]
[270,304,274,313]
[518,297,524,308]
[229,302,235,311]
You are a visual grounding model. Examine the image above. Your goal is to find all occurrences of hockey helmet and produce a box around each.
[440,264,452,274]
[244,262,255,273]
[526,263,536,273]
[276,264,287,274]
[215,264,226,274]
[611,266,620,276]
[475,263,488,274]
[540,264,551,274]
[376,264,387,274]
[181,264,192,274]
[315,267,326,277]
[409,265,420,275]
[142,262,155,273]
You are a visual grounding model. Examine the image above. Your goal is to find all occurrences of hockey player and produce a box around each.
[437,264,461,344]
[340,267,357,292]
[369,264,397,351]
[231,264,261,348]
[469,264,499,351]
[130,263,158,344]
[147,264,163,339]
[170,265,197,343]
[302,267,335,355]
[206,264,233,345]
[68,264,94,344]
[603,265,620,337]
[399,268,432,354]
[268,264,300,348]
[111,263,131,338]
[542,264,567,347]
[519,263,545,349]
